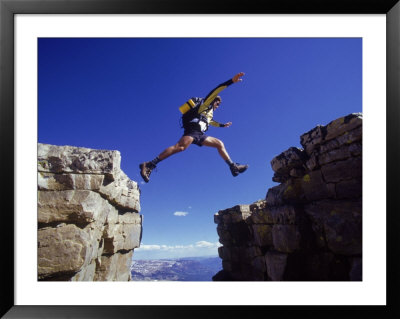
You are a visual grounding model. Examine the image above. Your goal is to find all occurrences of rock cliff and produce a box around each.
[37,143,142,281]
[213,113,362,281]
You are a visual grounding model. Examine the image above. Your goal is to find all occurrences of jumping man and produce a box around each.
[139,72,248,183]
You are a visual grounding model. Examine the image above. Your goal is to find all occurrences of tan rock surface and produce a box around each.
[37,143,142,281]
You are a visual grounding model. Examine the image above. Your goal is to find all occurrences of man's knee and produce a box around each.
[176,143,188,152]
[216,139,225,150]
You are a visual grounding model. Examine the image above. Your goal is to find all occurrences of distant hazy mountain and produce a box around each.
[131,256,222,281]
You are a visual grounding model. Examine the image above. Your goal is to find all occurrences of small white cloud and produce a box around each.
[134,241,221,259]
[138,244,161,251]
[137,244,194,251]
[195,241,214,248]
[188,206,192,209]
[139,242,219,250]
[174,211,188,217]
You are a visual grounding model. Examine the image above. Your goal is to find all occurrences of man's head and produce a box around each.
[212,96,222,110]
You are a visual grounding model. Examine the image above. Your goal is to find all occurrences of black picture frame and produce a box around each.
[1,0,399,318]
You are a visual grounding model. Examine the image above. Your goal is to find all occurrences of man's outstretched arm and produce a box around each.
[201,72,245,107]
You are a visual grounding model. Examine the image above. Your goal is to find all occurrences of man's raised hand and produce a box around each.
[232,72,245,83]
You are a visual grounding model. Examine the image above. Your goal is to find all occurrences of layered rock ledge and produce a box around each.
[38,143,142,281]
[213,113,362,281]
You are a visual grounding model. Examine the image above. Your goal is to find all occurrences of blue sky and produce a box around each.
[38,38,361,260]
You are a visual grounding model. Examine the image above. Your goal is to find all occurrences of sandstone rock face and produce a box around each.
[38,143,142,281]
[214,113,362,281]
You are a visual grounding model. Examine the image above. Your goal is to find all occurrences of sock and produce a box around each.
[150,156,161,166]
[226,159,234,166]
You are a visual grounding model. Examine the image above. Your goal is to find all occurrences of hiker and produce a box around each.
[139,72,248,183]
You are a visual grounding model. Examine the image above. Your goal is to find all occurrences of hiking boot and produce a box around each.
[139,162,156,183]
[230,163,248,177]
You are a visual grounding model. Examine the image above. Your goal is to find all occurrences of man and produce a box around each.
[139,72,248,183]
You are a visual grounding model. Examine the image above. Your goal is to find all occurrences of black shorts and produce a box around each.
[183,123,208,147]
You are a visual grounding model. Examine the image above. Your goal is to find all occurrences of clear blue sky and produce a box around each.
[38,38,361,259]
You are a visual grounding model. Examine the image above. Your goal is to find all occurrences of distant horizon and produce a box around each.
[132,240,221,260]
[132,255,219,261]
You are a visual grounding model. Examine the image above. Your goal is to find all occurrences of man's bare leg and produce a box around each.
[202,136,248,176]
[158,136,194,160]
[139,136,194,182]
[201,136,231,161]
